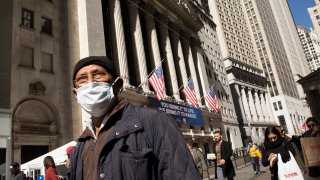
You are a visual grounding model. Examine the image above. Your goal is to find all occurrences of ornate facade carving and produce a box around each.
[29,81,46,96]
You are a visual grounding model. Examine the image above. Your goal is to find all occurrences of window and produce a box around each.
[273,102,278,111]
[316,15,320,20]
[41,17,52,35]
[278,101,283,110]
[41,52,53,72]
[22,9,33,28]
[20,46,34,68]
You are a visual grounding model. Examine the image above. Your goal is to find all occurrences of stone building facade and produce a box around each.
[208,0,277,144]
[297,25,320,72]
[242,0,311,135]
[5,0,245,166]
[192,0,242,149]
[9,0,71,164]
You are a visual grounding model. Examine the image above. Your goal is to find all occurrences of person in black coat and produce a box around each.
[70,56,200,180]
[301,117,320,178]
[261,126,295,180]
[212,130,235,180]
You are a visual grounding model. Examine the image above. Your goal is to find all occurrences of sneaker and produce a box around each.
[254,171,258,175]
[258,171,261,174]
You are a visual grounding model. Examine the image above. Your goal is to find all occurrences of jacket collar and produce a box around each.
[77,100,143,142]
[105,103,143,142]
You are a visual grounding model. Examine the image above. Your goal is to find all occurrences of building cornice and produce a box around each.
[146,0,203,34]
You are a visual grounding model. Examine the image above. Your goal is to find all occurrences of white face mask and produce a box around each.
[76,82,116,117]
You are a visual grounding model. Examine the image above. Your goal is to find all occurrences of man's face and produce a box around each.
[73,64,113,89]
[249,142,253,147]
[307,121,319,132]
[214,133,222,142]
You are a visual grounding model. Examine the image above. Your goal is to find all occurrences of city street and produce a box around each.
[203,164,270,180]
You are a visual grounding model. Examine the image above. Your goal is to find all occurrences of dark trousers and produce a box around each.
[251,157,260,172]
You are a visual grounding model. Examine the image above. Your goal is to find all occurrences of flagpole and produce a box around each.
[136,59,165,89]
[178,84,184,91]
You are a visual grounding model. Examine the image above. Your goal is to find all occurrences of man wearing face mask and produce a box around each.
[69,56,200,180]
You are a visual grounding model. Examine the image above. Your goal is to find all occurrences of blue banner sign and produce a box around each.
[148,97,204,127]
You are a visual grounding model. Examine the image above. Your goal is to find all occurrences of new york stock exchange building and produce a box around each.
[1,0,244,172]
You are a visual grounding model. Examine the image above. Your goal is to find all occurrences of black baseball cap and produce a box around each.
[9,162,19,171]
[72,56,116,81]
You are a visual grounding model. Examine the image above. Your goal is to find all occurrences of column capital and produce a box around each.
[169,22,180,33]
[155,13,169,24]
[181,30,191,39]
[190,37,201,47]
[141,3,156,15]
[128,0,141,4]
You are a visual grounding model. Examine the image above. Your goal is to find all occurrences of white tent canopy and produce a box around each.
[21,141,76,176]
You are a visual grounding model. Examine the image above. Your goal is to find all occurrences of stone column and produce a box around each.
[128,1,149,91]
[142,6,161,66]
[142,5,166,96]
[188,40,202,105]
[254,90,263,122]
[265,92,273,123]
[234,84,246,120]
[260,92,267,121]
[109,0,130,85]
[156,14,180,100]
[240,86,251,122]
[169,24,188,87]
[248,88,258,122]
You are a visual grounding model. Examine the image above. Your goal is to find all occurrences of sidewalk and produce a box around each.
[202,164,270,180]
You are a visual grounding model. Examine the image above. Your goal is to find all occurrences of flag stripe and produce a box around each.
[148,66,164,100]
[205,88,220,113]
[183,79,198,107]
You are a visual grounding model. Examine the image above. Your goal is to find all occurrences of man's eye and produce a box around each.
[93,72,106,78]
[77,76,87,82]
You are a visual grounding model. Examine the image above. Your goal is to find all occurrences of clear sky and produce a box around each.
[288,0,316,28]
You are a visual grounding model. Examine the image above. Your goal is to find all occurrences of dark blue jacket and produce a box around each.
[70,102,200,180]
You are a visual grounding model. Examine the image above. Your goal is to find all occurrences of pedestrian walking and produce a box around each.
[43,156,58,180]
[69,56,200,180]
[187,143,208,178]
[211,130,235,180]
[248,140,261,175]
[261,126,303,180]
[301,117,320,179]
[10,162,26,180]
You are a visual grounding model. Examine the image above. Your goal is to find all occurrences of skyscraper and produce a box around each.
[208,0,277,144]
[242,0,311,134]
[297,25,320,72]
[308,0,320,39]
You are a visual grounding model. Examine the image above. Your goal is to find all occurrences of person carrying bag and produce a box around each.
[277,151,304,180]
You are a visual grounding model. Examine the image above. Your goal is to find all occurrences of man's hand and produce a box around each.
[219,159,225,165]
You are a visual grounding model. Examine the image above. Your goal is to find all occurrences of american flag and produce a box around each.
[183,79,198,107]
[205,88,220,113]
[149,65,164,100]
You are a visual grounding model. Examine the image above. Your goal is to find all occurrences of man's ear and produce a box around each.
[112,77,123,93]
[72,88,77,98]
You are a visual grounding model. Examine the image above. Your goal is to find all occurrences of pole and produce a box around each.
[136,59,164,89]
